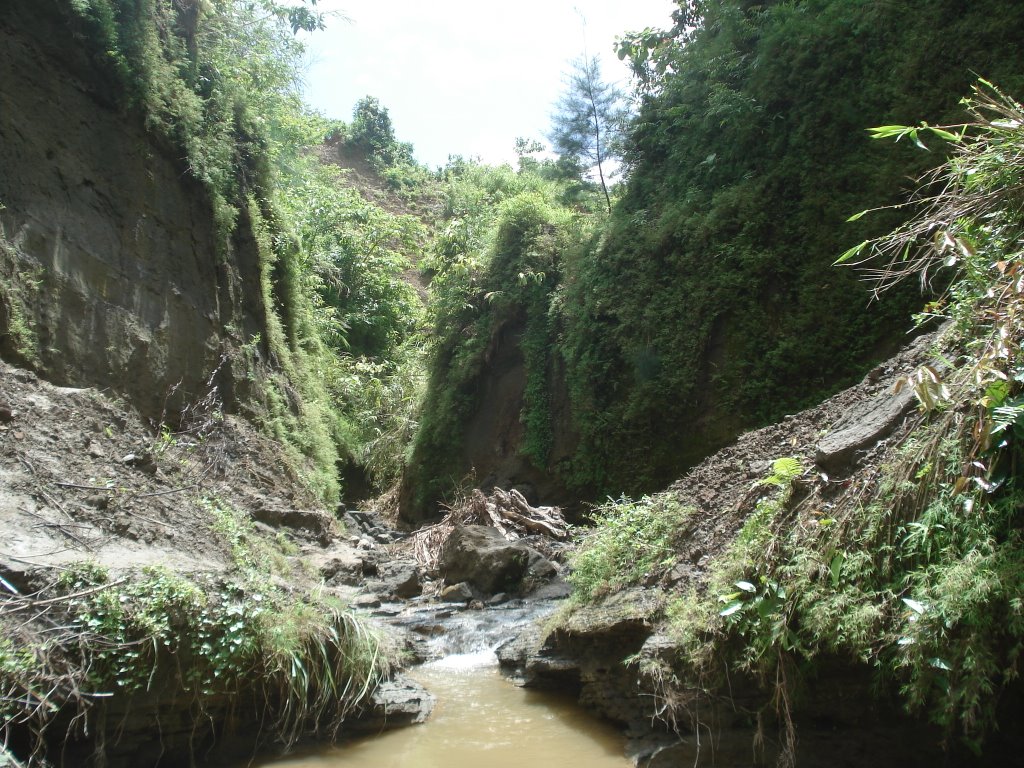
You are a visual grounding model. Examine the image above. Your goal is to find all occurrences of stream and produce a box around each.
[254,601,631,768]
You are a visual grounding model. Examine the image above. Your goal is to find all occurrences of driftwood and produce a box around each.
[408,487,567,570]
[490,488,566,540]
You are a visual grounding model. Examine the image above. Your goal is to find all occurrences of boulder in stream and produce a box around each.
[439,525,531,594]
[439,581,475,602]
[347,674,436,734]
[371,560,424,599]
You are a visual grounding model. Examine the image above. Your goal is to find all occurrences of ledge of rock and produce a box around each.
[251,506,335,544]
[347,675,436,735]
[815,385,916,473]
[497,588,665,728]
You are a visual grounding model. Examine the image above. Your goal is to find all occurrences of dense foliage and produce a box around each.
[568,82,1024,761]
[400,0,1024,518]
[59,0,431,501]
[559,0,1024,499]
[400,161,589,515]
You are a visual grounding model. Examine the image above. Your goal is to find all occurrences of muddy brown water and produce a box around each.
[255,650,630,768]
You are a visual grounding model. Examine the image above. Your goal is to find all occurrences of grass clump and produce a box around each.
[569,495,693,601]
[1,562,393,764]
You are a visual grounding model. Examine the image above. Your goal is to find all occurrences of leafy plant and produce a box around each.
[719,577,802,661]
[568,495,692,601]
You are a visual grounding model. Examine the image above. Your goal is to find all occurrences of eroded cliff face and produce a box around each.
[398,311,578,524]
[458,317,576,507]
[0,0,266,421]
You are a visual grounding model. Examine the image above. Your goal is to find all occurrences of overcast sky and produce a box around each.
[300,0,677,168]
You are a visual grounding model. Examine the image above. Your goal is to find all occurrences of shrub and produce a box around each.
[569,495,693,601]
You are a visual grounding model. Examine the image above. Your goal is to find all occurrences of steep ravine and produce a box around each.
[5,2,1024,767]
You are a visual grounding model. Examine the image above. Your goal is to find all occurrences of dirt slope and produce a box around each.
[0,358,344,589]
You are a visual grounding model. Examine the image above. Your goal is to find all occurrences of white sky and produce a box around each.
[300,1,677,168]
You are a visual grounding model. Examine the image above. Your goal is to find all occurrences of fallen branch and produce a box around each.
[1,578,128,614]
[54,482,115,492]
[408,487,567,570]
[130,484,199,501]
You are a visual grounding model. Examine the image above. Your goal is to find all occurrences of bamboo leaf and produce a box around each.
[835,240,871,265]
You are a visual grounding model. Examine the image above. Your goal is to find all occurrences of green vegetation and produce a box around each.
[568,495,693,600]
[2,487,395,763]
[568,81,1024,758]
[1,562,392,760]
[279,162,424,361]
[400,0,1024,519]
[401,163,590,516]
[558,0,1024,499]
[58,0,436,502]
[0,242,43,366]
[347,96,416,172]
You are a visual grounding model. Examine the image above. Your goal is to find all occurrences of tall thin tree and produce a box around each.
[548,55,626,214]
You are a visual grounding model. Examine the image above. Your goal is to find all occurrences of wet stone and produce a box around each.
[352,594,381,609]
[440,582,475,603]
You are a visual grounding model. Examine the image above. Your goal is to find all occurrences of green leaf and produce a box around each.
[928,127,961,143]
[835,240,870,265]
[829,552,845,588]
[719,601,743,617]
[868,124,914,139]
[735,580,757,593]
[772,457,801,480]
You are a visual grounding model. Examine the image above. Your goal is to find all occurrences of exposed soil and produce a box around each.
[0,358,347,590]
[656,328,938,589]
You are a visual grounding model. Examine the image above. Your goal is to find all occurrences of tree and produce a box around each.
[548,55,627,213]
[350,96,414,168]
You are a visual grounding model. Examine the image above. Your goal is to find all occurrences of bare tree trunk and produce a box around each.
[586,76,612,214]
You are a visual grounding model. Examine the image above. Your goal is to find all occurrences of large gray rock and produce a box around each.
[347,675,435,734]
[439,525,530,594]
[372,561,423,599]
[815,386,916,473]
[251,506,334,544]
[498,588,665,727]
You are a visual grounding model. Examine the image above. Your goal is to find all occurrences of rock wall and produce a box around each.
[399,312,577,523]
[0,0,266,421]
[497,590,1002,768]
[457,317,575,506]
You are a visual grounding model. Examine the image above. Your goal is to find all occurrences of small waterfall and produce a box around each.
[392,599,557,662]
